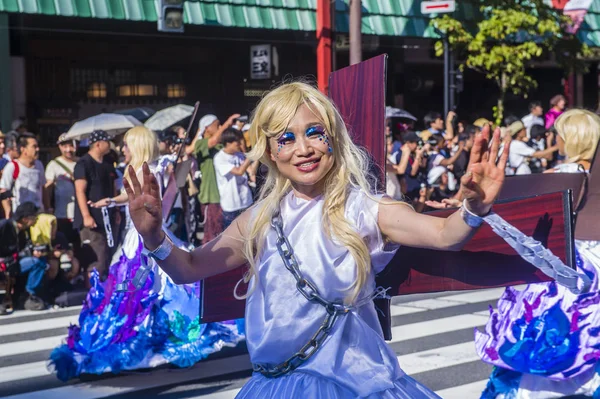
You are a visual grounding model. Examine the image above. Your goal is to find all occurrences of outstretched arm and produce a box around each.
[124,163,247,284]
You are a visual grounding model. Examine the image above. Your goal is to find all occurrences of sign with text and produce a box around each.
[421,1,456,14]
[250,45,272,80]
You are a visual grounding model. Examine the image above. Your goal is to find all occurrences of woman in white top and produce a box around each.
[125,82,511,398]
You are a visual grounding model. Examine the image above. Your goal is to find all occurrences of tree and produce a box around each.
[432,0,592,124]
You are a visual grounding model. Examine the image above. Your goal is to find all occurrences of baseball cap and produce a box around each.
[403,131,420,143]
[89,130,110,144]
[56,133,72,145]
[473,118,491,128]
[197,114,218,139]
[508,121,526,137]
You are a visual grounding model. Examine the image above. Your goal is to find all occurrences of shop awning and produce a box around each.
[0,0,599,45]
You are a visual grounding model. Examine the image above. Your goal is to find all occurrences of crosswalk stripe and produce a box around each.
[0,306,82,321]
[390,314,488,342]
[0,335,64,357]
[0,315,78,337]
[0,361,49,384]
[195,389,241,398]
[397,342,480,375]
[435,379,488,398]
[390,286,521,317]
[2,354,252,399]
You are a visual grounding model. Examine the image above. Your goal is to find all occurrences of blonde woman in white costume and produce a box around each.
[124,82,511,398]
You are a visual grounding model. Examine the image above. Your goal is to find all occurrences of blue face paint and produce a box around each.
[306,125,332,153]
[276,132,295,156]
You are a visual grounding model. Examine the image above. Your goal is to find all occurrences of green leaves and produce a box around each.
[430,0,589,122]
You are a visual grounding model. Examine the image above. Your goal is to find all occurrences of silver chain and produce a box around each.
[252,208,352,378]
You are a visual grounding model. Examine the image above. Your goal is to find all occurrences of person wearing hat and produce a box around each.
[0,202,55,314]
[505,120,558,175]
[185,113,240,244]
[73,130,117,285]
[45,134,79,272]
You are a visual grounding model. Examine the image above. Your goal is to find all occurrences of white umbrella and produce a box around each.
[144,104,194,132]
[64,114,141,140]
[385,106,417,121]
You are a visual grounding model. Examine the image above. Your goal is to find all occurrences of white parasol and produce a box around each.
[63,114,142,140]
[144,104,194,132]
[385,106,417,121]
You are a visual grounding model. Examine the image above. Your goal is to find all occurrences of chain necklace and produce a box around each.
[251,208,353,378]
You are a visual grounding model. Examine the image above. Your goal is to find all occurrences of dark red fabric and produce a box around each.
[201,203,223,245]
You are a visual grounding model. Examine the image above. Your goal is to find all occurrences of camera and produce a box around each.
[19,243,49,259]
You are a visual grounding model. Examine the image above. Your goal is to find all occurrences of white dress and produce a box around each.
[235,189,441,398]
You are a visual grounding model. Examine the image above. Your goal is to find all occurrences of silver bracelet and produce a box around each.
[461,199,485,228]
[144,228,174,261]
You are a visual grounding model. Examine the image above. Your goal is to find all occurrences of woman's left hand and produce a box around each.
[461,125,509,216]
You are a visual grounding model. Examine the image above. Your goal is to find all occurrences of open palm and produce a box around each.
[123,163,164,247]
[461,125,509,216]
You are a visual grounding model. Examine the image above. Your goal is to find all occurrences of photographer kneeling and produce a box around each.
[0,202,56,315]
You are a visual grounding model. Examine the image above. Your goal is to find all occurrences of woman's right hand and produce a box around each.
[123,162,164,249]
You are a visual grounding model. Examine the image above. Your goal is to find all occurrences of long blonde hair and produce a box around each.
[242,81,376,303]
[555,109,600,163]
[122,126,160,184]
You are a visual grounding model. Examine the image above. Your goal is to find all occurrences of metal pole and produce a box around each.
[349,0,362,65]
[443,35,449,117]
[316,0,332,93]
[449,46,455,112]
[0,14,12,132]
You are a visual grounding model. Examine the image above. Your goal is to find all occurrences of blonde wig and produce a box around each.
[122,126,160,184]
[554,109,600,164]
[242,81,379,304]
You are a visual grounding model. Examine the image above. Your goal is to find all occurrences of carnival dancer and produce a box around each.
[123,82,568,398]
[49,126,244,381]
[477,109,600,398]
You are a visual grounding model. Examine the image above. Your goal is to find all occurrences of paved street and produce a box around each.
[0,286,520,399]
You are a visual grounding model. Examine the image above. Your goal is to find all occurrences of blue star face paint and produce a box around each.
[277,132,296,157]
[306,125,332,153]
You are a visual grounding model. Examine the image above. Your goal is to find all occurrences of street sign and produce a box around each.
[250,45,272,80]
[421,0,456,14]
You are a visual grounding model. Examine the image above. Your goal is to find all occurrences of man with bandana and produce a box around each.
[73,130,117,285]
[186,113,239,244]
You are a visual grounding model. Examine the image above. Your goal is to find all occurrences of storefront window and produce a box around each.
[87,82,107,98]
[167,84,186,98]
[118,84,158,97]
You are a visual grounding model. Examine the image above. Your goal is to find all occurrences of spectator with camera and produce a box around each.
[0,202,57,315]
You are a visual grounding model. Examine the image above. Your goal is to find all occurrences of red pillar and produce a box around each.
[316,0,332,94]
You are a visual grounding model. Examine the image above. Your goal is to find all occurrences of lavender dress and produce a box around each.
[477,163,600,398]
[234,189,441,398]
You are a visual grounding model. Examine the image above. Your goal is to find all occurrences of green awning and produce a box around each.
[0,0,599,45]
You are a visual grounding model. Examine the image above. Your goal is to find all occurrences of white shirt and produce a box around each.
[0,159,46,211]
[521,113,544,138]
[45,156,76,219]
[507,140,536,175]
[213,150,253,212]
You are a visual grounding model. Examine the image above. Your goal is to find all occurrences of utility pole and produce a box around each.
[316,0,332,93]
[443,35,449,117]
[349,0,362,65]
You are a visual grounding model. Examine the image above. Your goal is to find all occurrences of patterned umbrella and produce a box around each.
[63,114,142,141]
[144,104,194,132]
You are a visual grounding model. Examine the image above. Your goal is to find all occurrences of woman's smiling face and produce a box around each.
[268,104,335,198]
